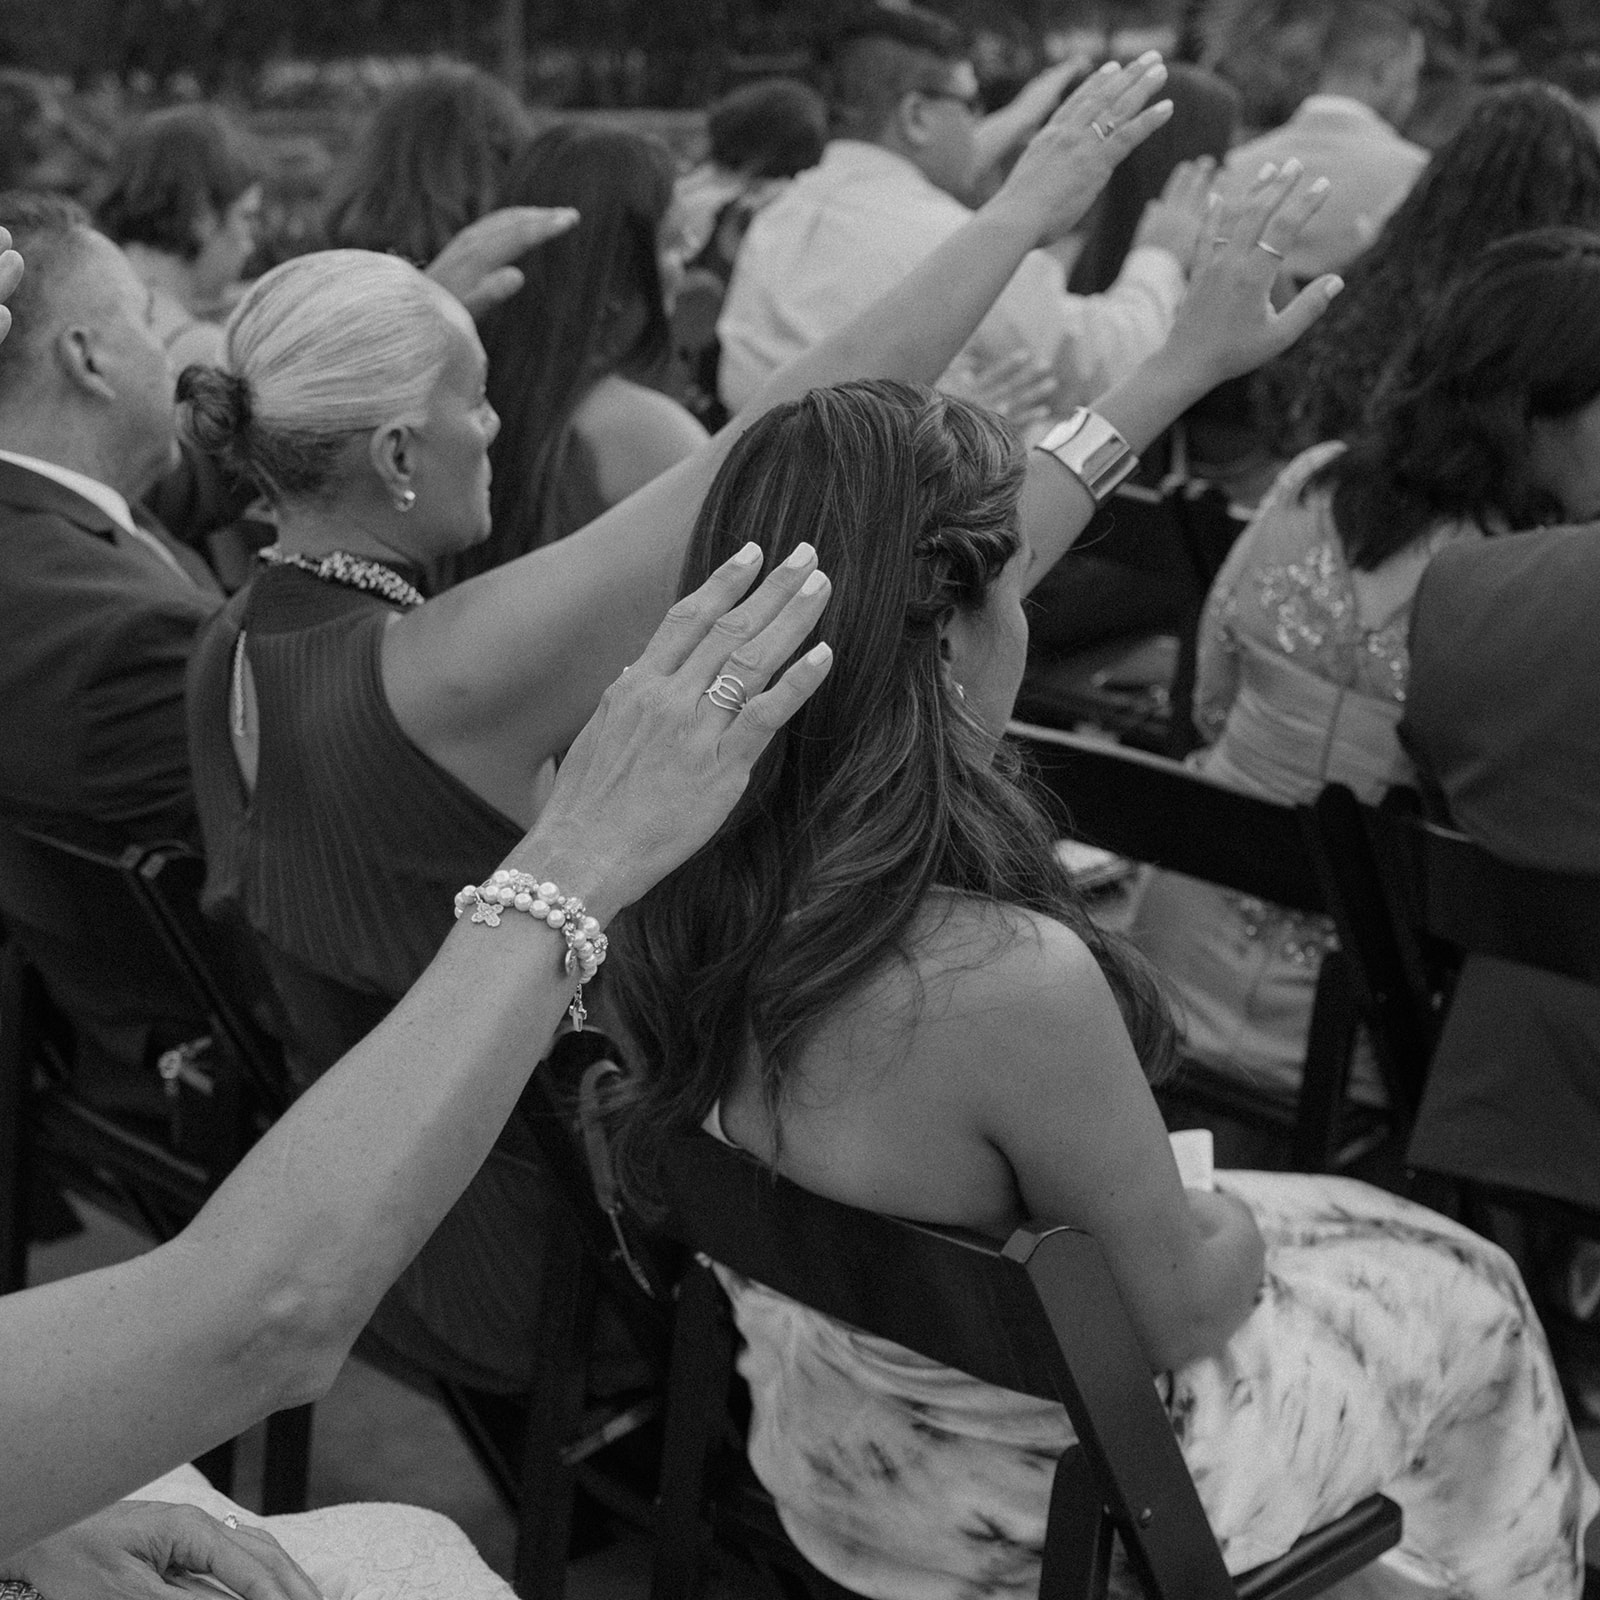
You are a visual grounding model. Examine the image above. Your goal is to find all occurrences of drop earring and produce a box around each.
[395,488,417,513]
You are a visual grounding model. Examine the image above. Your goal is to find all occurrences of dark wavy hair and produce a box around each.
[322,63,534,265]
[437,124,675,583]
[1319,228,1600,568]
[1255,81,1600,459]
[95,104,260,262]
[607,380,1177,1207]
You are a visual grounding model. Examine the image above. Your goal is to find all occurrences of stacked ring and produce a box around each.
[705,672,748,713]
[1255,239,1286,260]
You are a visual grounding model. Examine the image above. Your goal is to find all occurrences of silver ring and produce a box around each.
[1255,239,1286,261]
[224,1515,240,1530]
[704,672,748,714]
[1091,116,1115,142]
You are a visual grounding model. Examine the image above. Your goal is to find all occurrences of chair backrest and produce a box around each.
[1010,722,1326,914]
[653,1128,1241,1598]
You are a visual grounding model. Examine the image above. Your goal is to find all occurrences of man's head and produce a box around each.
[1317,1,1425,129]
[828,3,980,199]
[0,192,178,498]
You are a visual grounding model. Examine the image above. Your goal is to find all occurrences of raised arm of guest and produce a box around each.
[378,55,1180,819]
[0,550,833,1561]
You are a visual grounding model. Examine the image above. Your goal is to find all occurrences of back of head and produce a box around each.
[1256,80,1600,455]
[322,63,534,264]
[1320,0,1419,83]
[607,379,1175,1203]
[828,2,969,143]
[0,191,95,412]
[178,249,454,505]
[470,124,674,565]
[94,103,259,262]
[706,78,828,180]
[1326,228,1600,566]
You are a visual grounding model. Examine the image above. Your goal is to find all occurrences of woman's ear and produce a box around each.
[367,422,414,500]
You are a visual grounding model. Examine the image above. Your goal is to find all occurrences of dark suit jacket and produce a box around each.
[0,457,221,851]
[1401,527,1600,1209]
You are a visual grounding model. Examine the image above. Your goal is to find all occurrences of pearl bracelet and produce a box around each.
[454,870,609,1030]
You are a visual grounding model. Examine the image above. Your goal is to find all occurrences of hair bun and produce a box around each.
[177,364,254,459]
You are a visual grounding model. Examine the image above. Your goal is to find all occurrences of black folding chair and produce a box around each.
[0,822,310,1509]
[1315,784,1600,1381]
[1012,723,1413,1172]
[648,1128,1400,1600]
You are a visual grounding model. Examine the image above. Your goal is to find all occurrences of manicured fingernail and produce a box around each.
[799,570,828,596]
[1257,162,1277,181]
[1145,63,1167,82]
[804,642,833,666]
[1280,158,1302,179]
[1137,49,1162,65]
[781,541,815,570]
[1324,276,1344,300]
[732,541,761,565]
[1096,60,1119,75]
[1309,176,1331,195]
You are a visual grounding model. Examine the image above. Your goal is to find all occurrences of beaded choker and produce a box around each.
[257,547,425,610]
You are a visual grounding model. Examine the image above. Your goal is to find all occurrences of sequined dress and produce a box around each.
[1124,443,1478,1099]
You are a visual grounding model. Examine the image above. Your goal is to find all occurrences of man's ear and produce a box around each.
[55,325,116,403]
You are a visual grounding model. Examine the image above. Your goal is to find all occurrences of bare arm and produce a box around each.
[383,55,1180,817]
[978,918,1265,1370]
[0,550,834,1560]
[1019,160,1343,591]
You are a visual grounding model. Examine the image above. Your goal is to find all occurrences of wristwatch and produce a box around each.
[1033,408,1139,504]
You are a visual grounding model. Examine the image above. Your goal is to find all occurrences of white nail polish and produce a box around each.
[732,541,761,566]
[782,541,815,569]
[799,570,828,596]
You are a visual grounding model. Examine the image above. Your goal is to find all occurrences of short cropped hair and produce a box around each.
[1323,1,1420,77]
[707,79,828,180]
[0,190,95,406]
[828,3,970,142]
[95,105,260,262]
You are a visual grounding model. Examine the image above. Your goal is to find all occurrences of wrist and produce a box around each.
[496,833,624,929]
[1131,340,1221,414]
[973,191,1053,255]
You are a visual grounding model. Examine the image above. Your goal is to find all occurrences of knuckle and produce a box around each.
[663,594,705,625]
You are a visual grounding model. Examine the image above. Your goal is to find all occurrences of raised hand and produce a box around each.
[988,52,1175,246]
[0,227,22,348]
[1157,160,1343,393]
[1131,155,1218,273]
[425,205,581,319]
[519,542,834,918]
[944,347,1059,436]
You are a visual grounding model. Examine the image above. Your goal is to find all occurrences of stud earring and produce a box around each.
[395,488,417,513]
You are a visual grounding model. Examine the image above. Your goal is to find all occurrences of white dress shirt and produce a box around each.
[0,447,191,581]
[716,140,1185,414]
[1220,96,1427,280]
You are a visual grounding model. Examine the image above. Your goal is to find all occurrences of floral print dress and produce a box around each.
[1123,442,1478,1101]
[716,1166,1596,1600]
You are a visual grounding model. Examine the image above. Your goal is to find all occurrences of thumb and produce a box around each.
[1268,273,1343,353]
[460,266,525,319]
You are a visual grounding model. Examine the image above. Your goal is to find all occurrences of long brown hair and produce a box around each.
[608,380,1176,1206]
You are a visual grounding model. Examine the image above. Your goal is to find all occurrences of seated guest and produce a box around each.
[181,54,1184,1394]
[0,191,568,1123]
[605,250,1593,1600]
[1126,226,1600,1112]
[717,8,1204,414]
[94,104,263,373]
[674,77,829,286]
[1217,0,1427,283]
[1254,81,1600,462]
[322,61,534,265]
[437,126,707,585]
[1400,230,1600,1223]
[0,458,833,1594]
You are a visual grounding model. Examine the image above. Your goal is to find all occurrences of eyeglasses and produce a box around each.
[915,86,983,116]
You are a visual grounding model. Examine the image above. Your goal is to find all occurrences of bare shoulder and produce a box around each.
[573,376,710,504]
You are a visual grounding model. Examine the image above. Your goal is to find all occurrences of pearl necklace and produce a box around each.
[256,547,425,610]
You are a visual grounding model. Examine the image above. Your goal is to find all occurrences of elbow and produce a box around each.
[234,1277,363,1413]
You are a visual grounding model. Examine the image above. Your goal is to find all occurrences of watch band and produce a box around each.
[1033,408,1139,504]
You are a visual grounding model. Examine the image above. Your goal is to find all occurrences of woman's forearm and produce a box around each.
[0,866,585,1558]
